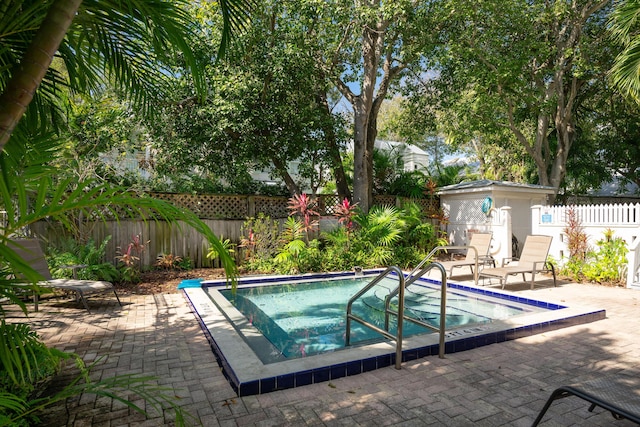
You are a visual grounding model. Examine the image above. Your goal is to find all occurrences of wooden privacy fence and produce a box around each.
[32,193,441,269]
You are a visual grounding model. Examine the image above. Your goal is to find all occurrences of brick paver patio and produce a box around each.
[6,279,640,426]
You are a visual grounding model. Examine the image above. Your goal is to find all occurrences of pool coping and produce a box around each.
[182,272,606,396]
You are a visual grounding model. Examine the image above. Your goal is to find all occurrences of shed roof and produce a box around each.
[437,179,555,195]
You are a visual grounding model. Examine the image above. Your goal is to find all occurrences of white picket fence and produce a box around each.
[531,204,640,288]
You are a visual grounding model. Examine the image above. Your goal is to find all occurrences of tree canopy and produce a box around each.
[406,0,611,203]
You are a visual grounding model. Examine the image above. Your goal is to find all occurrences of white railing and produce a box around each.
[532,204,640,288]
[534,204,640,226]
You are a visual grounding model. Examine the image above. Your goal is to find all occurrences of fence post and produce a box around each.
[489,206,512,263]
[531,205,542,235]
[248,196,255,218]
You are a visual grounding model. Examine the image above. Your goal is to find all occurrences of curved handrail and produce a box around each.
[345,260,450,369]
[345,266,405,369]
[384,262,448,359]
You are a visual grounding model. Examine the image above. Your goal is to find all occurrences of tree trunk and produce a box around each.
[272,157,301,196]
[316,91,350,200]
[0,0,82,152]
[351,20,383,213]
[352,99,370,211]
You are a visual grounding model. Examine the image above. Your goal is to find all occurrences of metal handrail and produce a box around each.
[345,266,405,369]
[384,262,447,359]
[345,260,450,368]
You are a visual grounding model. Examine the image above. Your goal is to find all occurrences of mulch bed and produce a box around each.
[114,268,228,295]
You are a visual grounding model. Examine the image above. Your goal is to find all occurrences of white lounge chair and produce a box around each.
[439,232,494,278]
[10,238,121,313]
[479,234,556,289]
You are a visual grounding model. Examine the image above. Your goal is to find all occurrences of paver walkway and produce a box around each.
[6,280,640,426]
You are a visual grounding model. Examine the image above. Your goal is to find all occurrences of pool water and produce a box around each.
[220,276,542,361]
[183,270,606,396]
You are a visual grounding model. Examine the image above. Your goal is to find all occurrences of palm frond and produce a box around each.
[609,0,640,101]
[0,321,47,386]
[65,0,206,114]
[218,0,257,58]
[610,38,640,101]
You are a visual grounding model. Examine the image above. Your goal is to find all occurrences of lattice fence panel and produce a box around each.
[316,195,342,215]
[373,195,397,207]
[254,196,290,218]
[77,193,441,220]
[151,193,249,219]
[404,197,441,216]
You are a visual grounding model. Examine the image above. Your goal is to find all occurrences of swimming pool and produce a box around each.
[182,270,606,396]
[219,275,544,362]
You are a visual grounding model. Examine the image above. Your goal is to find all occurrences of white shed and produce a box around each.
[437,180,555,259]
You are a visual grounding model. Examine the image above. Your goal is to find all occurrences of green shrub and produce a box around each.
[239,213,280,273]
[240,201,449,274]
[559,229,628,285]
[0,322,64,426]
[48,237,119,282]
[582,230,628,284]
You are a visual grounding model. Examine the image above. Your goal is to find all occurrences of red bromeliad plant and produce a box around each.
[115,234,149,282]
[334,198,358,231]
[288,194,319,236]
[564,208,588,261]
[238,229,256,260]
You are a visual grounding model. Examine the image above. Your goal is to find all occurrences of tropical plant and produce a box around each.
[582,230,629,284]
[115,244,141,283]
[333,198,358,231]
[320,227,366,271]
[563,208,589,262]
[288,194,319,239]
[154,253,184,270]
[115,234,150,282]
[207,236,235,263]
[48,237,120,282]
[354,205,405,248]
[353,205,406,266]
[333,198,359,250]
[610,0,640,102]
[0,141,237,423]
[0,0,253,152]
[0,0,250,423]
[0,321,66,426]
[1,348,196,426]
[399,202,447,252]
[273,217,307,274]
[238,214,281,272]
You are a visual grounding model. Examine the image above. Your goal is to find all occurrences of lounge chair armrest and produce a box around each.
[531,260,550,272]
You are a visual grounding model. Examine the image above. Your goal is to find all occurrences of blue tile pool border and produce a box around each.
[182,271,605,396]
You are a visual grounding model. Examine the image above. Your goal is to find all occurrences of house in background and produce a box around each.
[98,146,154,179]
[249,140,430,191]
[374,140,429,173]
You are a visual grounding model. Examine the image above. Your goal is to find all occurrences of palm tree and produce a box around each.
[0,0,252,152]
[0,0,256,278]
[610,0,640,101]
[0,1,252,422]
